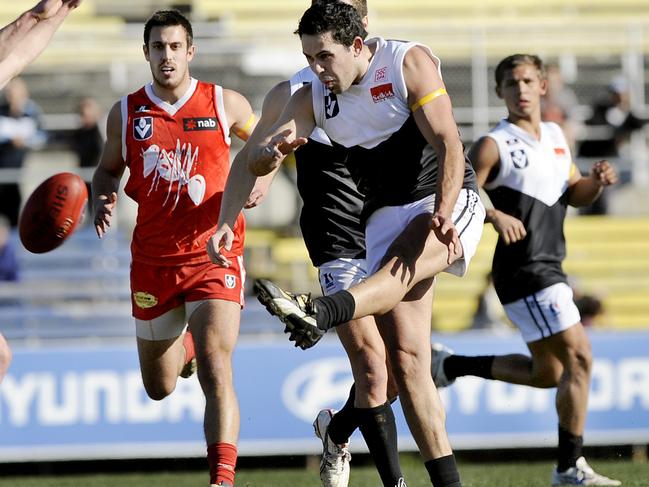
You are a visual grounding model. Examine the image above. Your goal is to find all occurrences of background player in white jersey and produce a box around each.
[244,3,405,485]
[0,0,82,385]
[92,10,261,487]
[209,3,484,486]
[430,54,620,486]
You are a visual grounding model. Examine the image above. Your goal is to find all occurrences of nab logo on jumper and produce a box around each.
[183,117,219,131]
[370,83,395,103]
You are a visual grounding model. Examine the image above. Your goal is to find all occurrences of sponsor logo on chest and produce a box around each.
[183,117,219,131]
[370,83,395,103]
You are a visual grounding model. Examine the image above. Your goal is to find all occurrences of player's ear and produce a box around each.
[352,36,364,56]
[143,44,150,61]
[539,76,548,96]
[495,83,503,99]
[187,43,196,61]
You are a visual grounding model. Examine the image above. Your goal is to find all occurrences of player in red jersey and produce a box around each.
[92,10,258,487]
[0,0,82,385]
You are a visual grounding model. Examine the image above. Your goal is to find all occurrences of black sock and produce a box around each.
[443,355,495,381]
[357,402,403,487]
[425,454,461,487]
[328,384,358,445]
[313,290,355,331]
[557,425,583,472]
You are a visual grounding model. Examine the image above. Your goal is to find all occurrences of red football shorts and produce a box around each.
[130,256,245,321]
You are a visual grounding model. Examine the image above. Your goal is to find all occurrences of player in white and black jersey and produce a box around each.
[208,3,484,486]
[242,5,407,486]
[430,54,620,487]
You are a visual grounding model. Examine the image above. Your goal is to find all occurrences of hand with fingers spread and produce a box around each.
[590,160,618,187]
[249,129,308,176]
[488,210,527,245]
[207,224,234,267]
[93,192,117,238]
[430,212,462,264]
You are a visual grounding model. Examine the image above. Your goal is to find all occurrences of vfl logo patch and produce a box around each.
[370,83,395,103]
[134,117,153,140]
[374,66,388,82]
[183,117,219,131]
[325,92,339,119]
[135,105,150,113]
[133,291,158,309]
[510,149,529,169]
[549,301,561,317]
[225,274,237,289]
[554,147,566,156]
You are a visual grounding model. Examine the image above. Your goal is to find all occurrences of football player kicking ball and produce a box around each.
[92,10,264,487]
[232,2,407,485]
[209,3,484,486]
[430,54,620,487]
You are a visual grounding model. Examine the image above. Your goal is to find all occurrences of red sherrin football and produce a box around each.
[19,172,88,253]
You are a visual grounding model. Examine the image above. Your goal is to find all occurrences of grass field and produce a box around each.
[0,456,647,487]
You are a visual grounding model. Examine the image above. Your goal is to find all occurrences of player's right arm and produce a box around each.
[0,0,82,89]
[468,136,526,245]
[207,84,315,266]
[91,101,125,239]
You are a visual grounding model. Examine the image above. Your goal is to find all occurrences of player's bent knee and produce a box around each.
[141,376,177,401]
[532,364,562,388]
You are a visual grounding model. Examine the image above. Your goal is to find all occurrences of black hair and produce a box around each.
[297,2,367,46]
[495,54,546,87]
[311,0,368,18]
[144,10,193,48]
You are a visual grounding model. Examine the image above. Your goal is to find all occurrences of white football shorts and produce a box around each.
[364,188,485,276]
[318,258,368,296]
[504,282,581,343]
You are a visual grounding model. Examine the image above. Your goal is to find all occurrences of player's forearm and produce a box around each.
[91,166,120,208]
[0,10,40,59]
[569,177,604,207]
[435,141,464,216]
[218,152,257,227]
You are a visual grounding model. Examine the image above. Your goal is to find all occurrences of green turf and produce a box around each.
[0,457,646,486]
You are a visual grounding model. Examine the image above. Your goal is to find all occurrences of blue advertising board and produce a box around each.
[0,330,647,461]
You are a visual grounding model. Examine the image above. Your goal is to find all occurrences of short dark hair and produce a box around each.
[144,10,193,48]
[495,54,546,87]
[311,0,368,18]
[297,2,367,46]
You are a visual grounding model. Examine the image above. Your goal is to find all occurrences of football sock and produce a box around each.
[425,454,462,487]
[207,442,237,485]
[183,330,196,365]
[443,355,495,381]
[313,290,356,331]
[328,384,358,445]
[357,402,404,487]
[557,425,583,472]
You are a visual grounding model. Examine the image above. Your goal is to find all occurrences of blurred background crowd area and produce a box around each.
[1,0,649,342]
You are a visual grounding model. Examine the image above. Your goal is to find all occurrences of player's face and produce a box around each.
[498,63,547,119]
[144,25,195,91]
[302,32,362,94]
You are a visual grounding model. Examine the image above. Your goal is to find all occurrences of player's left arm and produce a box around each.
[404,46,464,259]
[567,159,618,207]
